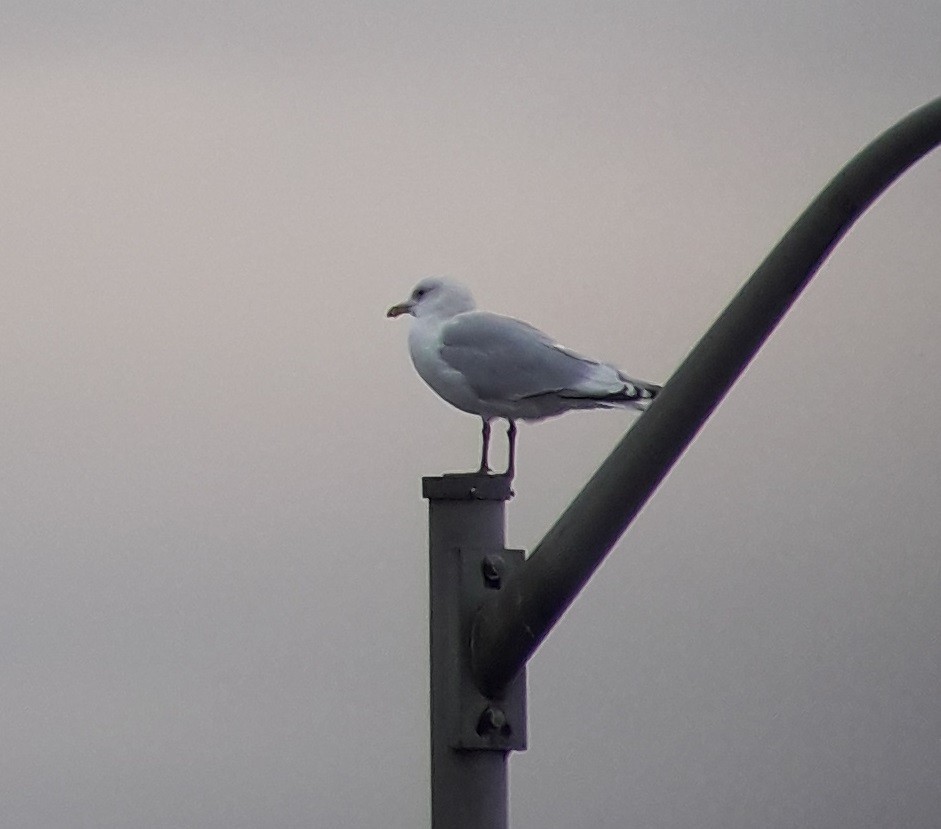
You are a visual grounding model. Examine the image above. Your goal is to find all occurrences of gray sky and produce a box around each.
[1,3,940,827]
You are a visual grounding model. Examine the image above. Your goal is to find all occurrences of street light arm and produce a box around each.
[471,96,941,698]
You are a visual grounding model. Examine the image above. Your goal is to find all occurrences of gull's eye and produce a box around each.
[414,287,427,299]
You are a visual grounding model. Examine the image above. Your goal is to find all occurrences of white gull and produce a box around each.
[387,277,660,476]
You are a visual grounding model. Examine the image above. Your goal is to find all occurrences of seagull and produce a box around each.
[387,277,660,477]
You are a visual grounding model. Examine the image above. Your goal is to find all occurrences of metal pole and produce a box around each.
[424,473,527,829]
[471,95,941,697]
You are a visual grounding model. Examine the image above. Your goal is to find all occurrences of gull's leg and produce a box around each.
[504,419,517,479]
[478,418,492,473]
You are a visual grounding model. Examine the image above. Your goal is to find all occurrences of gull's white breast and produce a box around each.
[407,316,492,417]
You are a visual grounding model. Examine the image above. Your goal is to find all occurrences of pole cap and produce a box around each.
[422,473,514,502]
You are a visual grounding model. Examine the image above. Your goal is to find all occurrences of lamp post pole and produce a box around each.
[424,473,526,829]
[421,96,941,827]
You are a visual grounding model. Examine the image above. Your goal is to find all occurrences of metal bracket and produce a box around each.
[452,546,527,752]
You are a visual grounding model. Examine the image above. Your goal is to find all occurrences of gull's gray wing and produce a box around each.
[438,311,619,403]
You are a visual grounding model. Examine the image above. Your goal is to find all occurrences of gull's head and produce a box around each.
[386,277,476,321]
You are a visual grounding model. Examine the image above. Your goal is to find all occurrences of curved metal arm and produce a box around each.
[471,96,941,697]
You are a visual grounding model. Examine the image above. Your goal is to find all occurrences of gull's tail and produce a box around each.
[556,374,661,410]
[606,375,660,409]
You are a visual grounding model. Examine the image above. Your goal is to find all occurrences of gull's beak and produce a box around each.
[386,301,413,318]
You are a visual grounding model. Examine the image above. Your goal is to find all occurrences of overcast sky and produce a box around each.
[1,3,940,827]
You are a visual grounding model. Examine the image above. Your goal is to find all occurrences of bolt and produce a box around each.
[476,705,511,737]
[481,555,505,589]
